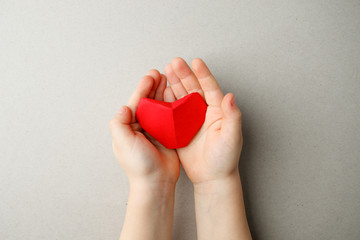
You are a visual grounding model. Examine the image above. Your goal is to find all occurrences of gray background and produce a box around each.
[1,0,359,239]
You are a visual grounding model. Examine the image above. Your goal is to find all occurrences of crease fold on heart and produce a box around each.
[135,92,208,149]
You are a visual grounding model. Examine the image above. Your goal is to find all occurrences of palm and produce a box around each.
[177,106,226,183]
[133,129,179,178]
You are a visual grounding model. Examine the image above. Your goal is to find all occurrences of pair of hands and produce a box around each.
[109,58,243,189]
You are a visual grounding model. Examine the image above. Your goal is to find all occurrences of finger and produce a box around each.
[109,106,135,143]
[191,58,224,106]
[154,74,167,101]
[164,63,188,99]
[127,76,154,123]
[164,87,176,102]
[147,69,162,99]
[220,93,242,144]
[171,57,204,98]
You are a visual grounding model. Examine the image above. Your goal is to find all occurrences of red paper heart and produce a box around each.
[136,93,207,149]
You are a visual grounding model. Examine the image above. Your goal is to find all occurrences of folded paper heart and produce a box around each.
[136,93,207,149]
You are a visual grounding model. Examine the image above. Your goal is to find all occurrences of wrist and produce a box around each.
[193,171,241,195]
[193,171,252,240]
[121,177,176,240]
[129,179,176,202]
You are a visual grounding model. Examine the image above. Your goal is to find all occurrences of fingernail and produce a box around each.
[118,106,126,114]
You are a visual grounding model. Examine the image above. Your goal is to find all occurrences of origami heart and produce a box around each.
[136,92,207,149]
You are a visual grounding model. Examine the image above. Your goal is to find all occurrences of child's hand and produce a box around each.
[109,70,180,186]
[164,58,251,240]
[164,58,243,185]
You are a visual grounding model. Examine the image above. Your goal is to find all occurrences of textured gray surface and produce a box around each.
[1,1,359,239]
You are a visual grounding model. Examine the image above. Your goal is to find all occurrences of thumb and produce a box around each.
[220,93,243,144]
[109,106,135,143]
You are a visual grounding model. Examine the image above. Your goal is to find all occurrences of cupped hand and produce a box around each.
[164,58,243,185]
[109,70,180,185]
